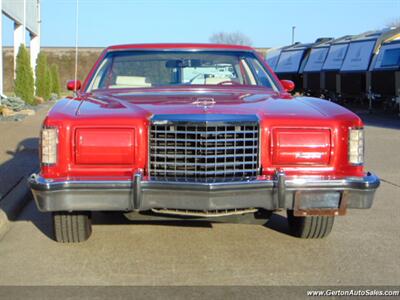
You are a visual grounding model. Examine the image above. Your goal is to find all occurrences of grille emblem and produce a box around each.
[192,97,215,110]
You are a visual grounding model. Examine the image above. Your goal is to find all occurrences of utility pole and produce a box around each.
[23,0,26,45]
[292,26,296,44]
[31,0,41,82]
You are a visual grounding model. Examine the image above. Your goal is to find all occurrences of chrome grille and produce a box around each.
[149,120,259,182]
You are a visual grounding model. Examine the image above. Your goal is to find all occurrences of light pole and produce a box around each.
[74,0,79,92]
[23,0,26,45]
[291,26,296,44]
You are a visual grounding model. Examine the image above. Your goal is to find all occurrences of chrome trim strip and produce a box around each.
[29,172,380,192]
[150,114,259,124]
[151,207,258,218]
[107,48,255,53]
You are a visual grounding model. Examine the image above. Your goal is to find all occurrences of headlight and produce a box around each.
[348,128,364,165]
[41,128,58,165]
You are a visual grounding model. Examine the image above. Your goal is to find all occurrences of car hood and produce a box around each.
[75,87,356,121]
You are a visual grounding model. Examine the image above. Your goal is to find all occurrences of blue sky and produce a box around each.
[2,0,400,47]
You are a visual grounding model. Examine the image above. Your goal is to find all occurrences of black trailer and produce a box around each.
[339,31,382,103]
[338,27,400,106]
[274,38,331,93]
[302,39,333,97]
[369,38,400,112]
[321,35,355,101]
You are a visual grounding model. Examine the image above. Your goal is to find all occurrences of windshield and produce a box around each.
[87,51,278,91]
[381,48,400,68]
[340,40,376,72]
[275,50,305,73]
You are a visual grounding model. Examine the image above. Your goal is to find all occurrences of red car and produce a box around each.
[29,43,380,243]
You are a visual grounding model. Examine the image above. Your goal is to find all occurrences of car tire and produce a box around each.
[53,212,92,243]
[287,210,334,239]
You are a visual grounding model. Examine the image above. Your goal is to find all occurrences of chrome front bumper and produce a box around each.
[28,172,380,214]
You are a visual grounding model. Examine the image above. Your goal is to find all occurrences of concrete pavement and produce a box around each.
[0,110,398,287]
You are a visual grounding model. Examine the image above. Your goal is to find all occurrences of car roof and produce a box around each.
[106,43,255,52]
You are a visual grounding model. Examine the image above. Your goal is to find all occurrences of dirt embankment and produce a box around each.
[3,47,104,94]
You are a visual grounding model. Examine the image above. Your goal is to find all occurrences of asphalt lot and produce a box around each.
[0,109,399,286]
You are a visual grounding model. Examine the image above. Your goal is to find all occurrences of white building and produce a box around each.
[1,0,40,96]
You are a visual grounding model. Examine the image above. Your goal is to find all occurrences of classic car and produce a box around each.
[28,43,380,243]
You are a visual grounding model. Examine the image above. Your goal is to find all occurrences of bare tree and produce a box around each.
[386,18,400,28]
[209,32,252,46]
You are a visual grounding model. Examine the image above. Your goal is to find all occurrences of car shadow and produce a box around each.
[17,200,292,241]
[0,138,39,201]
[361,115,400,130]
[347,105,400,130]
[263,213,291,235]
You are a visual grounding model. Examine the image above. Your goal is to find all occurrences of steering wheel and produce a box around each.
[217,80,241,86]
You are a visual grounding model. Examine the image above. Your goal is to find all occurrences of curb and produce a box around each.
[0,177,32,238]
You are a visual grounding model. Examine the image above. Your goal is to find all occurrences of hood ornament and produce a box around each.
[192,97,216,111]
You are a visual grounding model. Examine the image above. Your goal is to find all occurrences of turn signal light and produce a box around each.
[41,128,58,165]
[348,128,364,165]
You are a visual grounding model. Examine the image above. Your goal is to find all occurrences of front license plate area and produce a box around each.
[293,191,348,216]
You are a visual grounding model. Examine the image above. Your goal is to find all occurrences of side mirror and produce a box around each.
[67,80,82,91]
[280,80,295,92]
